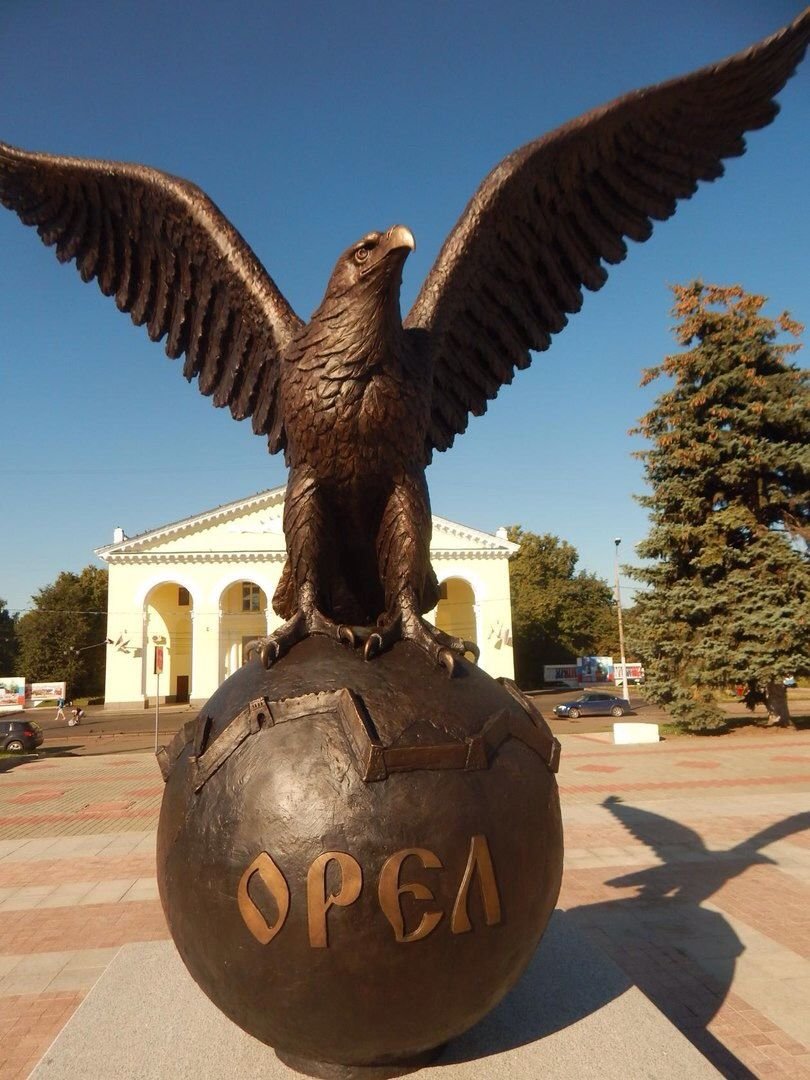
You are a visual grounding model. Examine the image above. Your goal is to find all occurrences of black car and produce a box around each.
[0,718,44,752]
[553,692,633,719]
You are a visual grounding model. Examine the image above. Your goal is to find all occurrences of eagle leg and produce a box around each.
[245,467,358,668]
[364,476,480,676]
[363,607,478,676]
[245,582,355,669]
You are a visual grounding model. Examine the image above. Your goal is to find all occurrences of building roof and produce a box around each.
[95,486,519,561]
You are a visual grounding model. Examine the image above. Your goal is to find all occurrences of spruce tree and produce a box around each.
[630,283,809,730]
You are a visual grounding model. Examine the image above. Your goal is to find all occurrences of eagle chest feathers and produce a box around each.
[282,331,429,482]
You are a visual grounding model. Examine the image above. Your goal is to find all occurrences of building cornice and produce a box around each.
[104,546,508,566]
[432,514,520,554]
[104,551,288,565]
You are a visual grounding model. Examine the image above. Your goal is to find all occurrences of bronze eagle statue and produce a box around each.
[1,10,808,675]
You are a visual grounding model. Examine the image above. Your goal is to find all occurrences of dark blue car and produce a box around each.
[553,692,633,719]
[0,718,44,752]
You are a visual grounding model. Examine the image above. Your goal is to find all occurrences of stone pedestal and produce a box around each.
[32,913,719,1079]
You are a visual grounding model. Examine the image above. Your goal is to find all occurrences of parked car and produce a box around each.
[0,719,44,752]
[553,692,634,719]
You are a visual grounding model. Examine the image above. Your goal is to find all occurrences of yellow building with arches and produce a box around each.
[96,486,518,708]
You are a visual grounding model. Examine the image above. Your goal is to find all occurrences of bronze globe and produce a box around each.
[157,636,563,1078]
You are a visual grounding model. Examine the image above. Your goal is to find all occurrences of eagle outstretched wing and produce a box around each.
[0,143,302,452]
[406,8,810,455]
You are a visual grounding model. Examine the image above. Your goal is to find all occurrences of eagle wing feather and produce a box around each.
[405,9,810,455]
[0,143,303,452]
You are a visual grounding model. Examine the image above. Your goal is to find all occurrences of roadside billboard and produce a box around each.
[613,663,645,684]
[543,665,579,688]
[27,681,67,705]
[0,676,26,713]
[577,656,614,684]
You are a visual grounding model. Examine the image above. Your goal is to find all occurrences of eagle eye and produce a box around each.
[354,246,370,264]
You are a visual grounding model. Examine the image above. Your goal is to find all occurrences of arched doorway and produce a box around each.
[144,583,193,703]
[435,577,477,649]
[219,580,269,678]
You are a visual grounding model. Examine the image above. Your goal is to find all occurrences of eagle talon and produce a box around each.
[364,633,383,661]
[259,641,278,668]
[438,648,456,677]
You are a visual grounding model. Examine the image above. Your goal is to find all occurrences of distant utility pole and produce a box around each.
[614,538,629,702]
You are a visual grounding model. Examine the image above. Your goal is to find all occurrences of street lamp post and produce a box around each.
[614,538,629,702]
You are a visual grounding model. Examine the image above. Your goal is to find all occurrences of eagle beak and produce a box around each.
[385,224,415,253]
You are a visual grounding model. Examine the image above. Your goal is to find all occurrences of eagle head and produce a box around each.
[324,224,415,303]
[294,225,416,367]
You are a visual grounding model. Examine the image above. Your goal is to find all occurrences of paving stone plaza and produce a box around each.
[0,729,808,1078]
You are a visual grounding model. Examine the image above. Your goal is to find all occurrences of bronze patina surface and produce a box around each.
[157,637,563,1077]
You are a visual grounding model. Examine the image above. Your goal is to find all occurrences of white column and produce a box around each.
[190,607,222,705]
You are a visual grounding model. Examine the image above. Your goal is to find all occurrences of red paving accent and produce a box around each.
[673,760,721,769]
[712,866,810,960]
[0,989,84,1080]
[4,790,65,804]
[0,774,154,786]
[562,737,810,758]
[0,779,70,787]
[0,899,169,956]
[0,854,156,887]
[81,800,134,813]
[772,755,810,764]
[127,786,164,797]
[561,773,810,794]
[0,807,159,827]
[565,810,810,853]
[574,764,621,773]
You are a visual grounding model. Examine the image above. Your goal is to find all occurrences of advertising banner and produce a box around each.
[576,656,614,684]
[28,681,67,705]
[543,665,579,688]
[613,663,645,685]
[0,676,26,713]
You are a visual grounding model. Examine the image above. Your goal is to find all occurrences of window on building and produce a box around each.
[242,583,261,612]
[178,587,190,606]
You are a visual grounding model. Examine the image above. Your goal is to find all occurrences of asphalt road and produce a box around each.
[530,687,671,735]
[13,685,807,755]
[18,686,662,753]
[20,702,194,755]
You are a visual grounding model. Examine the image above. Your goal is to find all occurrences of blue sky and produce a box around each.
[1,0,807,617]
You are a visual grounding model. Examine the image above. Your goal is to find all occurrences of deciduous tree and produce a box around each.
[16,567,108,699]
[631,283,809,730]
[0,599,18,673]
[507,528,615,689]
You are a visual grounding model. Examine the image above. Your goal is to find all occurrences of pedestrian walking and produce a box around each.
[55,696,67,722]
